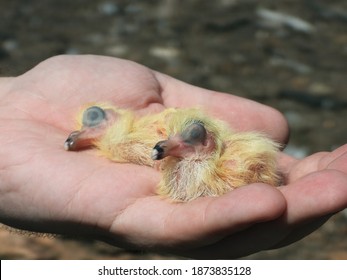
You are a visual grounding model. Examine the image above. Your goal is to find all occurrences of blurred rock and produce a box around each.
[256,8,315,34]
[98,2,119,16]
[279,90,347,110]
[105,45,128,57]
[284,143,310,159]
[307,0,347,22]
[2,39,19,52]
[308,82,333,96]
[149,46,180,60]
[65,47,80,55]
[270,56,312,74]
[204,18,251,32]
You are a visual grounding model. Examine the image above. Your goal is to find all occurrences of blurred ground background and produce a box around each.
[0,0,346,259]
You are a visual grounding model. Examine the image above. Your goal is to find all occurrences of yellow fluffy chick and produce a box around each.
[151,108,281,202]
[64,103,168,166]
[65,105,280,202]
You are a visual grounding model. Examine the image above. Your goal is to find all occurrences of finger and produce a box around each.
[9,55,164,129]
[270,215,331,249]
[182,169,347,259]
[170,184,285,244]
[319,144,347,173]
[154,72,289,143]
[112,184,286,250]
[0,77,13,96]
[171,186,287,259]
[268,169,347,249]
[182,219,287,259]
[280,169,347,224]
[277,152,299,183]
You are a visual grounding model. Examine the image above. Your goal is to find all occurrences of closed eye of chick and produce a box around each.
[152,108,281,202]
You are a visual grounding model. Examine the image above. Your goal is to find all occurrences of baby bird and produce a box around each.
[65,105,280,202]
[64,103,167,166]
[151,108,281,202]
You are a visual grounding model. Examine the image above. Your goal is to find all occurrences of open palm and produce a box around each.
[0,55,346,259]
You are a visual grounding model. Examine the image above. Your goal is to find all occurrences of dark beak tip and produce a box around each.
[64,130,81,151]
[64,138,74,151]
[151,144,165,160]
[151,148,161,160]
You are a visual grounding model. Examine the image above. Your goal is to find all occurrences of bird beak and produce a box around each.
[151,135,202,160]
[64,126,106,151]
[64,130,91,151]
[151,141,166,160]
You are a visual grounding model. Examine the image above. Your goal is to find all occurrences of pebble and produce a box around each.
[105,45,129,56]
[308,82,333,95]
[279,90,346,110]
[256,8,315,34]
[283,110,304,127]
[2,39,19,52]
[64,47,80,55]
[98,2,119,16]
[284,144,310,159]
[149,46,180,60]
[270,56,312,74]
[342,209,347,221]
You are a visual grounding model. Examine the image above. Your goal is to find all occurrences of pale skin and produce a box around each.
[0,55,346,259]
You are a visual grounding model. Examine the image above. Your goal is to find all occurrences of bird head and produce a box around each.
[151,108,226,161]
[64,103,123,151]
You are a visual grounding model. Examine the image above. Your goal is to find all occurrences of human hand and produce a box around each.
[0,55,345,259]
